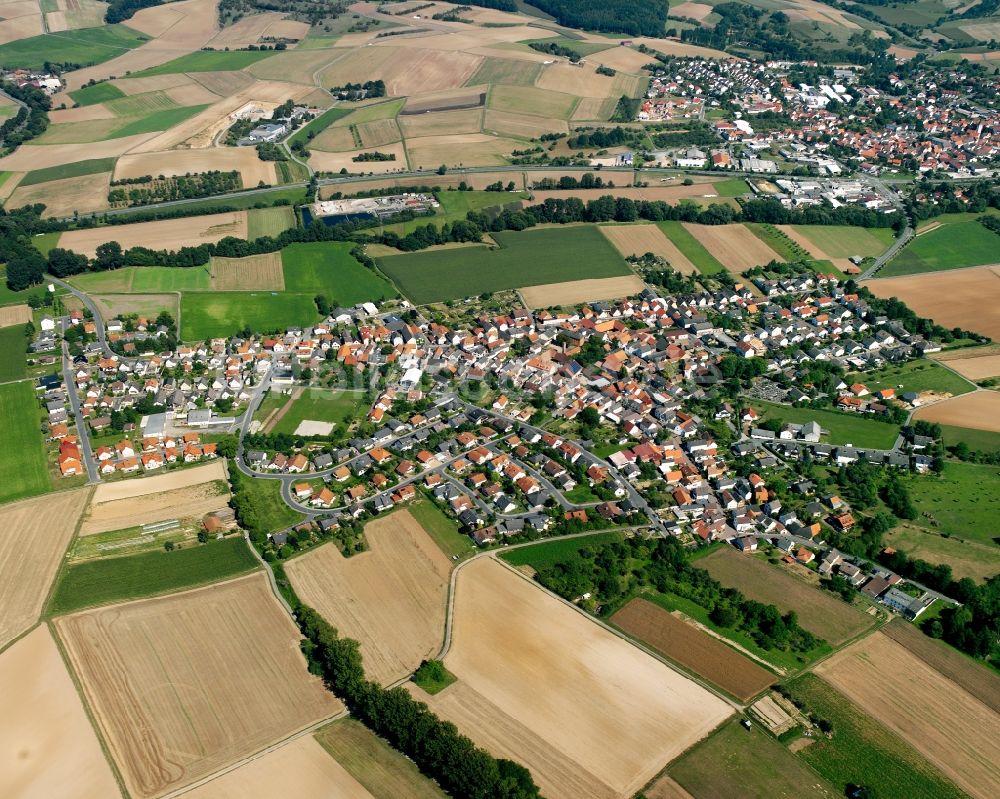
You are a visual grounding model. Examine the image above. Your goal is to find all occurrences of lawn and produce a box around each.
[110,104,211,137]
[668,719,838,799]
[132,49,276,77]
[407,495,475,560]
[755,400,900,449]
[47,537,260,615]
[882,218,1000,276]
[181,291,319,339]
[0,25,148,71]
[271,388,364,436]
[281,242,397,303]
[20,158,117,187]
[904,461,1000,546]
[791,225,896,258]
[0,324,28,382]
[0,269,47,307]
[850,359,974,398]
[501,531,625,570]
[376,225,631,304]
[657,220,726,274]
[0,381,50,504]
[131,265,212,292]
[787,674,967,799]
[713,177,751,197]
[314,719,447,799]
[232,473,303,534]
[247,205,296,239]
[69,81,126,106]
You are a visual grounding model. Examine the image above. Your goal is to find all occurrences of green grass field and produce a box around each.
[713,177,751,197]
[247,205,296,239]
[488,84,579,119]
[0,381,49,503]
[745,222,802,262]
[851,359,974,398]
[756,400,900,449]
[234,474,303,534]
[47,537,260,615]
[411,659,457,694]
[111,104,210,137]
[407,496,475,560]
[904,461,1000,546]
[69,81,126,106]
[20,158,117,187]
[657,221,727,274]
[787,674,967,799]
[131,265,212,292]
[67,268,136,294]
[883,218,1000,276]
[103,89,178,117]
[501,532,625,570]
[113,188,308,219]
[939,423,1000,452]
[382,190,525,237]
[377,226,630,303]
[314,719,447,799]
[523,36,613,56]
[287,107,354,149]
[791,225,895,258]
[181,291,319,339]
[0,268,47,307]
[281,242,398,303]
[669,719,838,799]
[338,98,406,126]
[271,388,364,436]
[133,49,276,77]
[886,523,1000,582]
[0,25,148,71]
[467,57,542,86]
[0,324,28,382]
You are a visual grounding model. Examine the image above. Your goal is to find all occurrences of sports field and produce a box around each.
[0,381,49,503]
[181,291,319,339]
[48,536,260,614]
[281,242,397,304]
[376,226,630,304]
[882,218,1000,276]
[271,388,365,436]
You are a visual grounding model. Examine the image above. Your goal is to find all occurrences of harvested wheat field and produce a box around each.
[8,171,112,218]
[116,147,275,185]
[356,118,403,148]
[205,10,285,49]
[683,223,782,271]
[59,211,247,258]
[384,48,485,96]
[398,107,483,139]
[286,509,451,685]
[589,45,661,74]
[536,62,619,98]
[316,46,398,89]
[816,632,1000,799]
[0,626,122,799]
[112,72,193,95]
[211,252,285,291]
[483,109,567,139]
[80,478,230,536]
[0,133,158,171]
[311,125,358,152]
[422,558,732,799]
[520,275,646,309]
[672,2,714,20]
[91,460,226,503]
[612,598,774,701]
[94,293,178,320]
[183,735,370,799]
[55,574,342,799]
[697,547,872,645]
[866,266,1000,340]
[310,143,409,174]
[0,11,42,47]
[913,391,1000,433]
[935,352,1000,381]
[645,774,697,799]
[600,224,698,273]
[49,104,117,123]
[0,302,31,327]
[407,133,520,168]
[882,618,1000,715]
[0,489,89,649]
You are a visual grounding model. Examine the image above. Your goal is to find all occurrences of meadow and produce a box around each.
[0,25,148,71]
[381,189,525,237]
[657,220,727,274]
[501,531,625,570]
[133,49,277,77]
[938,423,1000,451]
[905,461,1000,545]
[48,536,260,614]
[247,205,296,239]
[792,224,895,258]
[407,495,476,561]
[883,218,1000,276]
[181,291,319,339]
[131,265,212,291]
[19,157,118,187]
[886,523,1000,582]
[0,381,50,504]
[0,323,27,381]
[281,241,397,304]
[376,226,631,304]
[756,400,901,449]
[787,673,969,799]
[271,388,364,436]
[851,359,974,398]
[69,81,126,106]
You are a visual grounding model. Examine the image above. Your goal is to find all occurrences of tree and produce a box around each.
[578,407,600,428]
[437,164,448,175]
[94,240,125,271]
[5,253,45,291]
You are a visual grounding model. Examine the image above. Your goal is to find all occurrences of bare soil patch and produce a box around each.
[8,171,111,218]
[115,147,275,186]
[0,489,89,649]
[612,598,774,701]
[210,251,284,291]
[183,735,371,799]
[91,459,226,503]
[913,390,1000,433]
[0,302,31,327]
[696,548,872,645]
[59,211,247,258]
[816,632,1000,799]
[600,224,697,273]
[55,574,342,799]
[0,626,122,799]
[520,275,646,309]
[866,266,1000,340]
[424,558,732,799]
[286,509,452,685]
[682,223,783,272]
[881,618,1000,715]
[80,480,230,536]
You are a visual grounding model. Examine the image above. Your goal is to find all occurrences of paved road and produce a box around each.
[859,223,913,280]
[50,276,113,357]
[61,340,99,483]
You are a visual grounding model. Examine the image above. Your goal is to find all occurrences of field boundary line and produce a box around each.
[38,485,95,624]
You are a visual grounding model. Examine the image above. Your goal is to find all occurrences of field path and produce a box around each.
[263,386,303,434]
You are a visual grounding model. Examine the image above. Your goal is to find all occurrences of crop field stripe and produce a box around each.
[0,381,50,504]
[883,219,1000,276]
[47,537,260,615]
[0,25,148,72]
[287,106,355,148]
[132,50,276,78]
[68,82,126,106]
[111,103,212,138]
[0,324,28,382]
[657,221,726,274]
[19,157,118,187]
